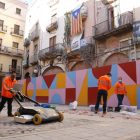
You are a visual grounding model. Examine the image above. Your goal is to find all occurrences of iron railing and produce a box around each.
[38,43,64,60]
[0,45,23,56]
[11,28,24,36]
[93,11,133,37]
[0,25,7,32]
[24,38,30,46]
[9,65,20,73]
[29,53,38,64]
[102,0,117,5]
[0,63,3,71]
[46,17,58,32]
[80,37,95,48]
[22,58,29,68]
[31,29,39,41]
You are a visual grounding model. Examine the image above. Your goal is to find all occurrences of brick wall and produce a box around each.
[71,61,92,71]
[43,67,63,76]
[104,53,129,66]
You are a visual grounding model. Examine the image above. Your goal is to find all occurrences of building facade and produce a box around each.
[23,0,94,78]
[0,0,28,95]
[92,0,140,67]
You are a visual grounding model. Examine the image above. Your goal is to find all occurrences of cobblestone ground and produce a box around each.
[1,101,140,140]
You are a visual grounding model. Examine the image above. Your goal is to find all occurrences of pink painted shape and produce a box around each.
[107,94,130,107]
[76,69,87,100]
[18,79,25,85]
[66,74,75,88]
[36,76,42,89]
[27,82,34,90]
[118,65,136,85]
[136,60,140,84]
[49,89,65,104]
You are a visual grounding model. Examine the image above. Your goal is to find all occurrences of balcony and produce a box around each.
[0,25,7,33]
[24,38,30,47]
[93,11,133,40]
[47,0,59,7]
[46,17,58,33]
[31,30,39,41]
[0,63,3,72]
[11,28,24,37]
[0,45,23,57]
[102,0,117,5]
[22,58,29,69]
[9,65,21,73]
[38,43,64,60]
[29,53,38,65]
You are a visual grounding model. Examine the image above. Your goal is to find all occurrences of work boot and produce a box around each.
[8,114,14,117]
[94,110,98,114]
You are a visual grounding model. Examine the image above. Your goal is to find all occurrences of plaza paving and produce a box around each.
[0,101,140,140]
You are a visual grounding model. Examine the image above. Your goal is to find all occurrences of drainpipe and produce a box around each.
[93,0,98,67]
[134,44,137,61]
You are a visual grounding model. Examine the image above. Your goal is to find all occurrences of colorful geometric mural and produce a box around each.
[18,60,140,108]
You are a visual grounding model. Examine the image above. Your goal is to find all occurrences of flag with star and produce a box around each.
[71,7,83,36]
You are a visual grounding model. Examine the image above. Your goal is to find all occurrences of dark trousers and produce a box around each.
[0,96,13,115]
[95,90,108,112]
[117,94,124,107]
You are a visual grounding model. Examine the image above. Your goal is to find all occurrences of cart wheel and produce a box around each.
[33,114,42,125]
[14,112,20,117]
[58,112,64,122]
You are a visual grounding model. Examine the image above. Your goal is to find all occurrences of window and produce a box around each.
[34,45,38,54]
[14,25,20,34]
[0,2,5,9]
[12,59,17,69]
[13,42,18,48]
[51,14,57,23]
[0,20,3,31]
[49,36,56,53]
[16,8,21,15]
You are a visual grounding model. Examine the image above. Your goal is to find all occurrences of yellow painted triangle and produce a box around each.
[77,72,87,106]
[22,80,26,95]
[138,85,140,88]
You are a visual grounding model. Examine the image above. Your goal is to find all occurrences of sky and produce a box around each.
[21,0,37,9]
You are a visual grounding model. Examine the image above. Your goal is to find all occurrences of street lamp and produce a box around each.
[34,64,42,76]
[57,56,62,62]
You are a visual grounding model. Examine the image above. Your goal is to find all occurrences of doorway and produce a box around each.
[12,59,17,71]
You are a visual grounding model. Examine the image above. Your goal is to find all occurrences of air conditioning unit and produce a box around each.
[81,6,88,20]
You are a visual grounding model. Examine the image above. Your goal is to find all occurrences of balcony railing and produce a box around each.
[0,45,23,56]
[38,43,64,60]
[46,17,58,32]
[11,28,24,37]
[31,29,39,41]
[0,63,3,71]
[93,11,133,40]
[0,25,7,33]
[102,0,117,5]
[80,37,95,48]
[22,58,29,69]
[29,53,38,65]
[24,38,30,47]
[9,65,20,73]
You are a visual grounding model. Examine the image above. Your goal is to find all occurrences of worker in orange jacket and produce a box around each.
[0,71,17,117]
[95,72,112,114]
[114,77,127,107]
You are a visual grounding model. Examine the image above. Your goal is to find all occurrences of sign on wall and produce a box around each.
[133,21,140,44]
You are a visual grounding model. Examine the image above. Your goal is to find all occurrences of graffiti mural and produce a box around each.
[18,60,140,108]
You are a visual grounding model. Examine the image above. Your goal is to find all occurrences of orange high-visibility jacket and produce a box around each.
[97,75,112,91]
[114,82,127,95]
[2,76,17,98]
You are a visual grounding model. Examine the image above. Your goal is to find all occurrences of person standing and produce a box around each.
[0,71,17,117]
[114,77,127,107]
[95,73,112,114]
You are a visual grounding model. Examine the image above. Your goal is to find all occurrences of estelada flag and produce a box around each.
[67,43,71,53]
[71,7,82,36]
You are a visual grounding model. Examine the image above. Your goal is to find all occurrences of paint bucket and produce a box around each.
[89,105,95,112]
